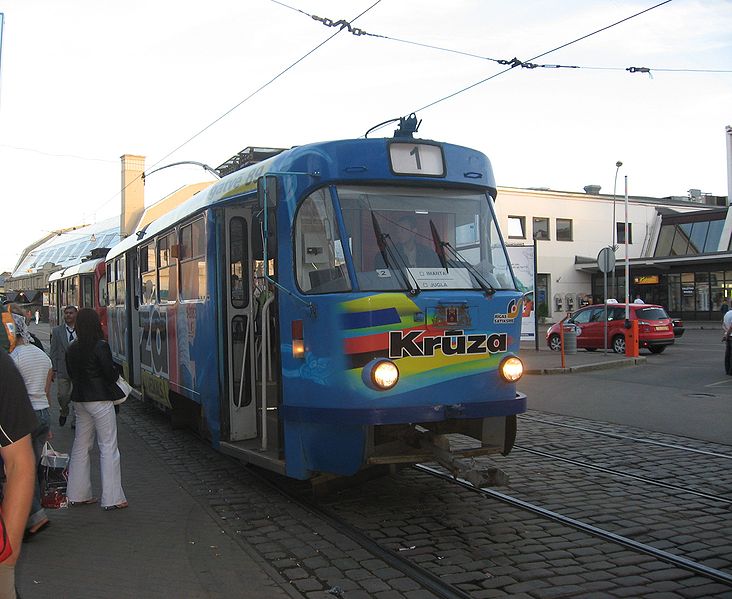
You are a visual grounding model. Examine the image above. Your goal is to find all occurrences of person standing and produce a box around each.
[723,307,732,375]
[50,305,77,427]
[0,352,38,599]
[65,308,128,511]
[9,314,53,539]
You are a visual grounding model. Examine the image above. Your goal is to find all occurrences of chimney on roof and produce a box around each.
[583,184,601,195]
[120,154,145,238]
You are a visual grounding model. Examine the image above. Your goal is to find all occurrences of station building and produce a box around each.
[495,185,731,322]
[5,144,732,323]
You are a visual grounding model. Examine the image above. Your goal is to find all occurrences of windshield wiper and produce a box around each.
[429,220,449,270]
[429,219,495,296]
[371,212,420,294]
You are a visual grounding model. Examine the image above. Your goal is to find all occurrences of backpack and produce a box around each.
[1,306,15,353]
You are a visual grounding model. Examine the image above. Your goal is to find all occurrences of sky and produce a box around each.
[0,0,730,273]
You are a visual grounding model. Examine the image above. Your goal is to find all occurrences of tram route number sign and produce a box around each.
[597,247,616,274]
[389,143,445,177]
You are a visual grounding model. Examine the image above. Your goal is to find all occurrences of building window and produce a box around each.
[556,218,573,241]
[507,216,526,239]
[533,217,550,240]
[616,222,632,244]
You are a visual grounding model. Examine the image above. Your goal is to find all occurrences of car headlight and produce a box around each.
[499,355,523,382]
[362,358,400,391]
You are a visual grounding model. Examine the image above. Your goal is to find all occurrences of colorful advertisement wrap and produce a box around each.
[507,245,535,341]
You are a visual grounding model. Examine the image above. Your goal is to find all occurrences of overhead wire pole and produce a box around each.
[0,13,4,112]
[612,161,623,298]
[624,175,630,319]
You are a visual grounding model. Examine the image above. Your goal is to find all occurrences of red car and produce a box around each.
[546,302,675,354]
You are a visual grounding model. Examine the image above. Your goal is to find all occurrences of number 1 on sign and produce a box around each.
[409,146,422,170]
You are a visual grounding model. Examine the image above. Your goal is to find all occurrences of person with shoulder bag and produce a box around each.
[0,351,38,599]
[65,309,128,511]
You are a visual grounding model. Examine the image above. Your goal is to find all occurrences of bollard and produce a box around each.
[625,319,639,357]
[563,325,577,354]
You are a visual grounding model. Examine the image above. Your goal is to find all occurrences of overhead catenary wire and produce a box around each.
[372,0,677,134]
[89,0,384,218]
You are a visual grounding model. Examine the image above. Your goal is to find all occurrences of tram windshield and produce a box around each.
[294,185,517,294]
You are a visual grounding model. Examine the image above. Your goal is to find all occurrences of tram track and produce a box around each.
[413,463,732,588]
[519,413,732,459]
[514,445,732,505]
[248,467,475,599]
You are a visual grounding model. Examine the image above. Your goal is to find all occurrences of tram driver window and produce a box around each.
[294,189,351,294]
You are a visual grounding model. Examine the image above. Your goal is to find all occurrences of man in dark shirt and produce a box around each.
[0,351,38,598]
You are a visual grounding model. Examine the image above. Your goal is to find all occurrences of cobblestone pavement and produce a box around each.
[17,322,732,599]
[317,412,732,598]
[124,400,731,598]
[113,401,444,599]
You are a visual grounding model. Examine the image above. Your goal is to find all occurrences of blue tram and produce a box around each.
[105,129,527,480]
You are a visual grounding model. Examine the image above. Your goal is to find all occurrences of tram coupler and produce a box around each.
[414,427,509,487]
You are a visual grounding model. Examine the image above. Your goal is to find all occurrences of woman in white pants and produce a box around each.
[65,308,127,510]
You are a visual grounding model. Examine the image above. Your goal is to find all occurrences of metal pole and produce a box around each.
[612,161,622,298]
[603,271,608,355]
[624,175,630,319]
[533,236,539,351]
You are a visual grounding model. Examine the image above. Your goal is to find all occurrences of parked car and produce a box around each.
[546,302,675,354]
[672,318,685,337]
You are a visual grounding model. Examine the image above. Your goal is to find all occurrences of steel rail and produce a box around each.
[248,468,475,599]
[415,463,732,587]
[519,415,732,459]
[515,445,732,504]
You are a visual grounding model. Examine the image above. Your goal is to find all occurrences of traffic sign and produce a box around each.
[597,247,616,274]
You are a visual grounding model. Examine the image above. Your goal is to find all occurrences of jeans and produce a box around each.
[28,408,50,529]
[67,402,126,508]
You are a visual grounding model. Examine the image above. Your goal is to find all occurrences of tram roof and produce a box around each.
[106,137,494,262]
[48,256,106,282]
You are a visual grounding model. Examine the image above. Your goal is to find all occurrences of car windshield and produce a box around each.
[636,307,669,320]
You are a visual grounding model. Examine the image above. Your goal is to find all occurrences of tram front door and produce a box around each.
[224,208,258,441]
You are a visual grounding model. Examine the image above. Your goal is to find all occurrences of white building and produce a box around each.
[495,185,729,321]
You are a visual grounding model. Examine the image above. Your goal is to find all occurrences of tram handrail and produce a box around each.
[260,294,275,452]
[235,318,251,410]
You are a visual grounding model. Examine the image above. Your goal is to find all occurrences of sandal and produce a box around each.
[69,498,98,506]
[103,501,129,511]
[24,519,50,540]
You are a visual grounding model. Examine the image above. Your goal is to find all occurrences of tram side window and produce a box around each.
[180,219,207,301]
[81,276,94,308]
[115,256,126,306]
[294,188,351,294]
[99,271,108,307]
[107,263,115,306]
[158,232,178,303]
[140,243,156,305]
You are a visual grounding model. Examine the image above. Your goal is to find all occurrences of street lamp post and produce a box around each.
[624,175,630,319]
[611,161,623,298]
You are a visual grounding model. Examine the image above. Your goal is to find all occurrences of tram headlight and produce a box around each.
[362,358,399,391]
[499,355,523,383]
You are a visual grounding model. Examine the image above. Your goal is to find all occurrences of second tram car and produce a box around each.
[106,131,527,480]
[48,251,109,338]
